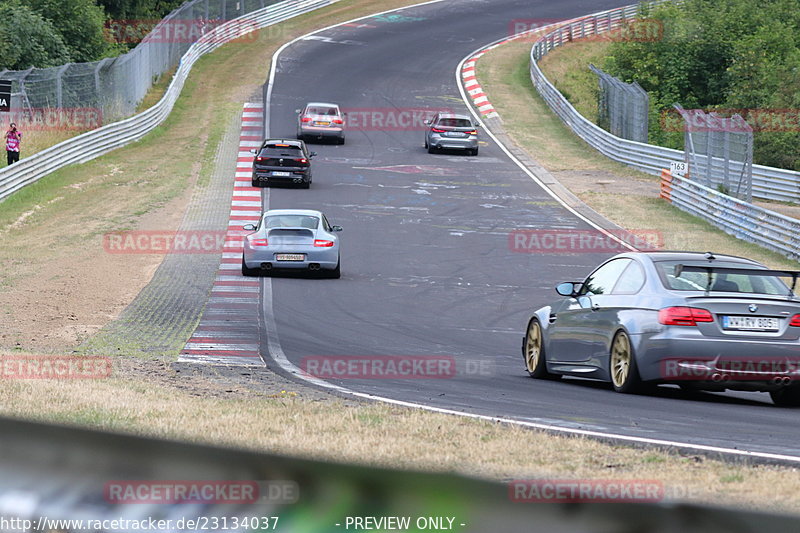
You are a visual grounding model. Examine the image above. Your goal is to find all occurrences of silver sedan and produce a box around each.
[242,209,342,278]
[296,102,345,144]
[424,112,479,155]
[522,251,800,406]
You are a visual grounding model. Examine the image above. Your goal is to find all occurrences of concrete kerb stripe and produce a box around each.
[179,103,264,366]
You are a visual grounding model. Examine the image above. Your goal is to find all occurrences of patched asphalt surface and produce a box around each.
[259,0,800,459]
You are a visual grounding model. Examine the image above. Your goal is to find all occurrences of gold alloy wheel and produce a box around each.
[525,321,542,373]
[610,332,631,388]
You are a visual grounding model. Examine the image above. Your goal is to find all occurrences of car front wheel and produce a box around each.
[523,319,559,379]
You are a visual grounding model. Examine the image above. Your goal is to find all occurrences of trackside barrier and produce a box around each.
[528,2,800,203]
[0,0,335,203]
[1,416,800,531]
[660,170,800,261]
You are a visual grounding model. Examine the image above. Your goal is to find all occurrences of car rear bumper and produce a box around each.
[243,248,338,270]
[637,334,800,387]
[300,126,343,137]
[252,171,309,185]
[429,134,478,150]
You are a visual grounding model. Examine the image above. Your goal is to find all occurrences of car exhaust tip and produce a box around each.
[261,262,273,270]
[309,263,320,270]
[711,373,729,382]
[773,376,792,385]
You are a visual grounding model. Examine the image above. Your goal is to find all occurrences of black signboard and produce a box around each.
[0,80,10,112]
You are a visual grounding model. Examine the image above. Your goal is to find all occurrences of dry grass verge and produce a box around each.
[1,352,800,514]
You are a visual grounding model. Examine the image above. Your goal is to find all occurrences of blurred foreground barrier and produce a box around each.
[0,417,798,532]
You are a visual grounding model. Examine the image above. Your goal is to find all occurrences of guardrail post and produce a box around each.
[660,169,673,202]
[55,63,71,109]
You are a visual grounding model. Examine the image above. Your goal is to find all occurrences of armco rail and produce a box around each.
[0,0,334,203]
[660,170,800,261]
[528,3,800,204]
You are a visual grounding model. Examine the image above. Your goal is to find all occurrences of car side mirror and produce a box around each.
[423,120,430,125]
[295,109,301,114]
[331,225,343,232]
[250,149,257,154]
[309,151,317,157]
[242,224,256,231]
[556,282,579,297]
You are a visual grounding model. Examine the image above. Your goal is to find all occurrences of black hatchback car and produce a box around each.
[251,139,316,188]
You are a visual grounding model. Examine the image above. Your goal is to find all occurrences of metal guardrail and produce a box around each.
[660,170,800,261]
[528,2,800,204]
[0,0,334,203]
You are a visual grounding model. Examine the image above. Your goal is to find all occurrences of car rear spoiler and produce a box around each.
[675,264,800,298]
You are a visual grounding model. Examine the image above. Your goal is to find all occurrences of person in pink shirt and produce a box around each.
[5,123,22,165]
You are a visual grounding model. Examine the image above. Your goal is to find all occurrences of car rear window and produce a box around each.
[655,261,790,295]
[436,118,472,128]
[264,215,319,229]
[306,107,338,116]
[260,145,303,157]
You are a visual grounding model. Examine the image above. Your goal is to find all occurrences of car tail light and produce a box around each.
[658,306,714,326]
[333,118,344,124]
[431,127,447,133]
[295,158,308,164]
[247,237,268,247]
[790,314,800,327]
[301,117,312,123]
[466,130,478,135]
[314,239,334,247]
[255,157,264,162]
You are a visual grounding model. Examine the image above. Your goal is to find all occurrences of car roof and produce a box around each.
[261,139,303,147]
[304,102,339,108]
[620,250,763,266]
[263,209,322,217]
[435,113,472,120]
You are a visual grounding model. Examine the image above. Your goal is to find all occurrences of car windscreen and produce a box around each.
[655,261,791,294]
[436,118,472,128]
[306,107,338,116]
[264,215,319,230]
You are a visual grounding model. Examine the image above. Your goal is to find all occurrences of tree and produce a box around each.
[0,1,71,69]
[20,0,112,63]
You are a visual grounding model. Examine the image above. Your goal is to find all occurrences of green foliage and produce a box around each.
[0,1,71,69]
[603,0,800,170]
[20,0,113,63]
[0,0,188,68]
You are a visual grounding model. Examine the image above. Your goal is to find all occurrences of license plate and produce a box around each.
[272,171,291,176]
[445,132,465,137]
[275,254,305,261]
[722,316,780,331]
[314,121,330,126]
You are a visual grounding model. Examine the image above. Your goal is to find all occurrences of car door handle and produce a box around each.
[591,304,600,311]
[549,314,557,323]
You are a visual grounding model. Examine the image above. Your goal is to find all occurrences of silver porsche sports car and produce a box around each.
[241,209,342,278]
[522,251,800,406]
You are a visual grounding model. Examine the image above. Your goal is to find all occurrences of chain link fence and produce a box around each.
[0,0,281,125]
[589,64,648,143]
[674,105,754,202]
